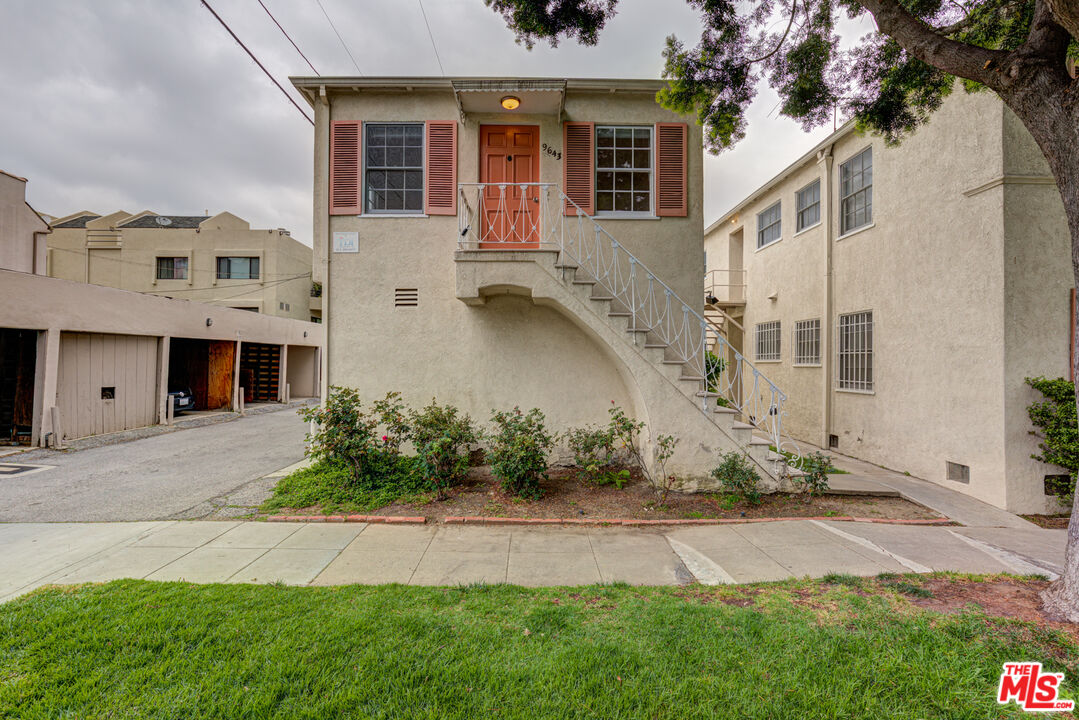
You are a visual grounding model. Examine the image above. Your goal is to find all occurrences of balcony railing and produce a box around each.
[456,182,788,453]
[704,269,746,305]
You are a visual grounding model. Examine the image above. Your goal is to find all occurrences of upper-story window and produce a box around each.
[796,180,820,232]
[217,256,259,280]
[365,123,424,214]
[595,126,652,214]
[840,147,873,235]
[757,201,781,249]
[156,256,187,280]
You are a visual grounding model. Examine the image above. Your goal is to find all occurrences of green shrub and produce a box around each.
[410,400,479,498]
[608,406,679,503]
[705,351,726,393]
[1026,376,1079,506]
[563,425,629,488]
[299,387,420,490]
[793,451,832,502]
[372,391,410,453]
[261,458,429,514]
[488,407,555,499]
[711,451,763,504]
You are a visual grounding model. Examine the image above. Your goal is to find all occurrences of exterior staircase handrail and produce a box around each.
[457,182,788,453]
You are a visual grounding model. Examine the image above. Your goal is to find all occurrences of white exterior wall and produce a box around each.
[706,89,1071,513]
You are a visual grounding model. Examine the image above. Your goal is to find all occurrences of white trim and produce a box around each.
[836,222,875,242]
[362,121,426,216]
[755,200,782,249]
[795,178,821,233]
[793,363,823,368]
[594,124,654,216]
[792,221,821,238]
[594,212,660,220]
[357,214,429,219]
[835,388,875,396]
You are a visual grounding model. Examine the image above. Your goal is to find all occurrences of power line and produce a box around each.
[417,0,445,76]
[200,0,314,126]
[314,0,364,75]
[256,0,319,75]
[47,245,309,280]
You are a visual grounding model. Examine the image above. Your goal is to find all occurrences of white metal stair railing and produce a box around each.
[457,182,790,455]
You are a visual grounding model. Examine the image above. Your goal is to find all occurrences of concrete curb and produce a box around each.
[263,514,952,526]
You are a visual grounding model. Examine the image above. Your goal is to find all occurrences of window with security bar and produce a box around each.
[793,319,821,365]
[796,180,820,232]
[757,201,781,248]
[840,147,873,234]
[837,311,873,391]
[365,123,424,213]
[755,320,781,361]
[595,126,652,214]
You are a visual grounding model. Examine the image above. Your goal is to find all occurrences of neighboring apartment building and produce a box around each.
[704,89,1071,513]
[291,75,784,486]
[47,211,317,321]
[0,171,323,448]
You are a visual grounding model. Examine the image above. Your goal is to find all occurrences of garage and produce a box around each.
[56,332,159,441]
[0,328,38,445]
[168,338,235,412]
[240,342,281,404]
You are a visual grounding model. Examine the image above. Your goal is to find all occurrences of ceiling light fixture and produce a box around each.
[500,95,521,110]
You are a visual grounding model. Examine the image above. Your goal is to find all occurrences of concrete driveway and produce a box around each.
[0,409,309,522]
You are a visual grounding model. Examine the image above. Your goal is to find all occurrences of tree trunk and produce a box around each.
[999,74,1079,621]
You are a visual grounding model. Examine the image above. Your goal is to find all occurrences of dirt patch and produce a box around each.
[1023,514,1071,529]
[351,466,942,522]
[906,577,1079,643]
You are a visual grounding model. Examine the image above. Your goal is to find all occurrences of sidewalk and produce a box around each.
[2,517,1065,602]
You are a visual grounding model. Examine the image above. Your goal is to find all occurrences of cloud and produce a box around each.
[0,0,871,247]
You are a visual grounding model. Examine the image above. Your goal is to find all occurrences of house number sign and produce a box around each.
[542,143,561,160]
[332,231,359,253]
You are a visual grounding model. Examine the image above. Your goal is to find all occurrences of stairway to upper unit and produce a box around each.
[454,183,789,487]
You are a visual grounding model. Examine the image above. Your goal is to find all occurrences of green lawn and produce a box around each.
[1,578,1074,718]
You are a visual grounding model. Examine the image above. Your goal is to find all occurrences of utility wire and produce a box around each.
[47,245,309,281]
[314,0,364,75]
[256,0,320,75]
[200,0,314,125]
[417,0,445,76]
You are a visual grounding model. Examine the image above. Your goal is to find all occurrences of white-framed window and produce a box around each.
[155,256,187,280]
[837,311,873,391]
[755,320,781,361]
[840,147,873,234]
[365,122,424,214]
[796,179,820,232]
[757,201,781,249]
[216,256,259,280]
[793,319,821,366]
[595,126,652,214]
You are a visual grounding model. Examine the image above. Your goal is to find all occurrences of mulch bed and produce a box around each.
[359,465,943,522]
[1022,514,1071,529]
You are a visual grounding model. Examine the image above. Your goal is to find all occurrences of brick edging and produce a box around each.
[265,514,950,526]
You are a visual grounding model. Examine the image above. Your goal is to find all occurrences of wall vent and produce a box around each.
[395,288,419,307]
[828,434,839,449]
[946,461,970,484]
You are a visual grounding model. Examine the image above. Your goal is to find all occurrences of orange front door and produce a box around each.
[479,125,540,247]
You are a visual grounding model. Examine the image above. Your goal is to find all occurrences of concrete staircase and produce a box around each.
[454,249,782,490]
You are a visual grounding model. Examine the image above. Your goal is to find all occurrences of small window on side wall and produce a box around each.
[156,256,188,280]
[757,202,781,249]
[217,256,259,280]
[365,123,424,214]
[796,180,820,232]
[840,147,873,235]
[755,320,781,361]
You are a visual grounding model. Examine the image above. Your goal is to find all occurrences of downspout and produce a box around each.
[318,85,331,403]
[818,145,835,449]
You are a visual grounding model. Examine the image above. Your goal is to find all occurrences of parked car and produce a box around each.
[168,388,195,415]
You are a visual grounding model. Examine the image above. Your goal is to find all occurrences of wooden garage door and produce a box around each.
[57,332,158,440]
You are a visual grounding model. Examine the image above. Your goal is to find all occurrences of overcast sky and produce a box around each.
[1,0,874,247]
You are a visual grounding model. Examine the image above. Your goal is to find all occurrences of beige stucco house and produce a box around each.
[292,75,788,487]
[1,171,323,448]
[704,89,1071,513]
[47,210,317,322]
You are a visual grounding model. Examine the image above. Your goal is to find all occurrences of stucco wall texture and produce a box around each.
[314,83,707,446]
[706,89,1071,514]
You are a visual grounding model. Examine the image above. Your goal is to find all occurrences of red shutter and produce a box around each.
[563,121,594,216]
[330,121,361,215]
[655,122,688,217]
[425,120,457,215]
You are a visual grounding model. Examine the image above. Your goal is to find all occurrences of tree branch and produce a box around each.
[1044,0,1079,43]
[853,0,1006,87]
[744,0,800,64]
[1020,0,1072,65]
